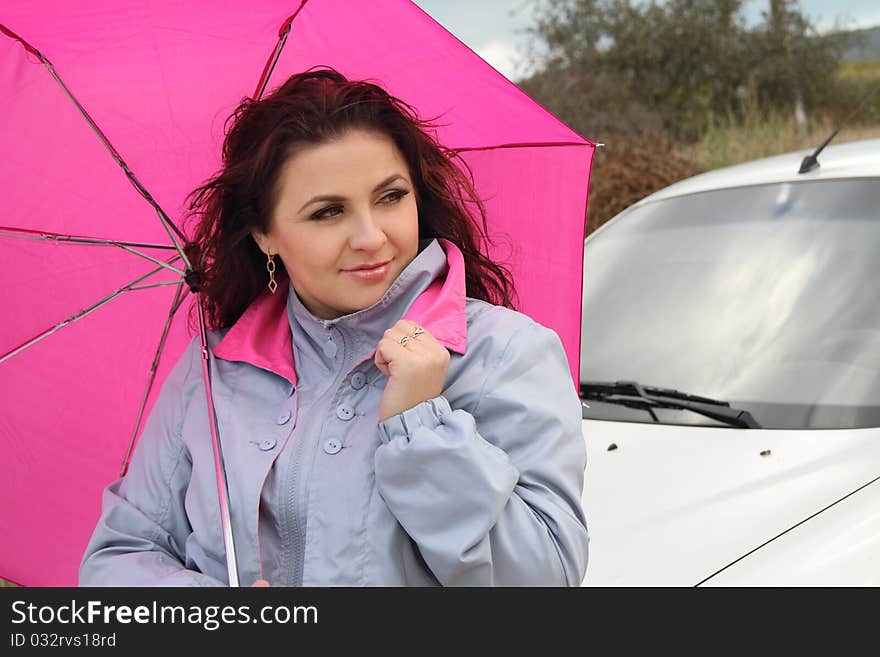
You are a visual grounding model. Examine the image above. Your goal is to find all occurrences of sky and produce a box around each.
[413,0,880,80]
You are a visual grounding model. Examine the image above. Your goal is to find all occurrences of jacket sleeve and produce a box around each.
[373,318,589,586]
[78,338,225,587]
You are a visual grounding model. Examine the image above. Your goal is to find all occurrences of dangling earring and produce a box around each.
[266,250,278,294]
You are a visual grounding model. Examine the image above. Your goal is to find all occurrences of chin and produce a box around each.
[334,295,379,316]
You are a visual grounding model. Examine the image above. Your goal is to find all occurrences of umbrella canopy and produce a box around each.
[0,0,594,586]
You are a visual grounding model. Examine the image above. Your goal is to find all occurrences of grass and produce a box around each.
[837,59,880,81]
[690,111,880,172]
[691,63,880,172]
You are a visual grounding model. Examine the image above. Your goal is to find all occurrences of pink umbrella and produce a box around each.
[0,0,595,586]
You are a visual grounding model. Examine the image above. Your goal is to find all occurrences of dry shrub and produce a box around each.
[586,133,701,236]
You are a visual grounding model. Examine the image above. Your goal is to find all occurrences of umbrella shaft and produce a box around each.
[197,299,240,588]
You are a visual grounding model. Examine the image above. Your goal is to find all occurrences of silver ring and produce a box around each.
[399,336,410,346]
[412,326,424,338]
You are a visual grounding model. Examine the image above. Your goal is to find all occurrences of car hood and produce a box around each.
[581,419,880,586]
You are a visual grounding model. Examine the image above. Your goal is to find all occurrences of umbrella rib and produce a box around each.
[0,24,193,271]
[252,2,304,100]
[113,243,186,276]
[450,140,592,154]
[0,226,177,251]
[119,281,190,477]
[0,227,184,275]
[0,256,182,365]
[128,281,187,292]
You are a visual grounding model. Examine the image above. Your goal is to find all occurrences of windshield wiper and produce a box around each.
[580,380,761,429]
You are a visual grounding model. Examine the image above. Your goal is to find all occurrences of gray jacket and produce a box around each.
[79,238,589,586]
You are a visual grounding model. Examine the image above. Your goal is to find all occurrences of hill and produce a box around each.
[831,25,880,63]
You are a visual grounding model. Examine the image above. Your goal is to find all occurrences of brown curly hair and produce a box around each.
[185,67,517,329]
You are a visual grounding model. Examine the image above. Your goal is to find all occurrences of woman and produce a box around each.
[79,68,589,587]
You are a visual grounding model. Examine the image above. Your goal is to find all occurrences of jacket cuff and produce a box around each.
[378,395,452,444]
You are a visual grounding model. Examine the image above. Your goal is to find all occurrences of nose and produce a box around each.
[348,209,388,251]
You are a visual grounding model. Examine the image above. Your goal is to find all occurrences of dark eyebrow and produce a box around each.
[297,174,408,213]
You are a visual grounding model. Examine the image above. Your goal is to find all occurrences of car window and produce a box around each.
[581,178,880,429]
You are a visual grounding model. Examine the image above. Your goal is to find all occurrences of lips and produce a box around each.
[344,260,391,272]
[343,259,392,283]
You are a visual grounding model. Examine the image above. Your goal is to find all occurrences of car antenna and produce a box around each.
[799,81,880,174]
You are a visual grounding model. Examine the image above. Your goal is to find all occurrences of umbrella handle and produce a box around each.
[197,296,241,587]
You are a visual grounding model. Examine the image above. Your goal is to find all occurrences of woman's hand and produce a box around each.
[374,320,451,422]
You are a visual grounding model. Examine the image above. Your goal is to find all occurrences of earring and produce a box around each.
[266,250,277,294]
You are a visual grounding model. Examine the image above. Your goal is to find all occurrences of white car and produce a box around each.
[579,138,880,586]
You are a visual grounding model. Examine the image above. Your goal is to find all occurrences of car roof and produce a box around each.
[633,138,880,206]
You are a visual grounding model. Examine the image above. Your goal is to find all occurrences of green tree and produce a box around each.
[521,0,841,139]
[748,0,842,121]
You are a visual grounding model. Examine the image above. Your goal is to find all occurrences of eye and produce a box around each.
[311,205,343,221]
[380,189,409,204]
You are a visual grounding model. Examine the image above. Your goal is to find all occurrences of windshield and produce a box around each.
[580,178,880,429]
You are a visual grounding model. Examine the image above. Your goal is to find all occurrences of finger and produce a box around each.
[376,335,425,375]
[374,338,412,375]
[402,322,436,348]
[381,325,422,351]
[375,326,404,375]
[374,341,390,373]
[380,333,420,357]
[387,324,433,354]
[395,319,428,338]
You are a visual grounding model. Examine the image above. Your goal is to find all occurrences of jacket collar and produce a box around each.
[213,238,468,386]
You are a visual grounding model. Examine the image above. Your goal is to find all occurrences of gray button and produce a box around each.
[276,409,292,425]
[323,438,342,455]
[323,337,337,358]
[258,438,277,451]
[336,404,354,421]
[351,372,366,390]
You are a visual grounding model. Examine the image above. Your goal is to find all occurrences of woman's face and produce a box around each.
[252,128,420,319]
